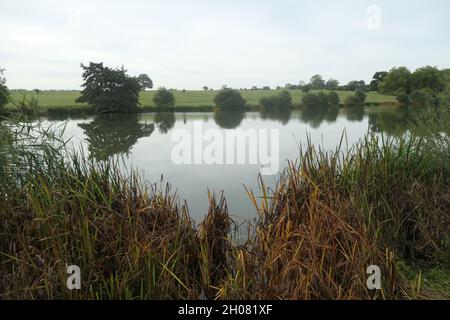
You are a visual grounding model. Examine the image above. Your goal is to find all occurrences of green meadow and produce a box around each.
[7,89,397,111]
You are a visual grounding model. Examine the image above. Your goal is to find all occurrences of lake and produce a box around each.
[44,107,414,222]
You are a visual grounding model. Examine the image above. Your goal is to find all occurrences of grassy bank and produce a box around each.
[0,114,448,299]
[6,89,398,115]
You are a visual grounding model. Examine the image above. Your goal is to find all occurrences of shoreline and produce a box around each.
[5,101,400,118]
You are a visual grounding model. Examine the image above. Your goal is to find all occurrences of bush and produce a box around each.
[317,92,330,108]
[355,90,367,105]
[396,92,410,105]
[0,69,9,111]
[328,91,340,107]
[260,90,292,111]
[409,90,429,107]
[301,92,321,109]
[153,87,175,108]
[344,95,361,108]
[214,88,246,111]
[0,84,8,111]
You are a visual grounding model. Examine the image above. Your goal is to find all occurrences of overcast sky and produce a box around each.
[1,0,449,90]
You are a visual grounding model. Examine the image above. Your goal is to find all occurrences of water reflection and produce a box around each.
[214,111,245,129]
[154,112,176,134]
[344,108,365,122]
[78,113,155,161]
[260,107,292,124]
[75,106,439,162]
[299,105,339,128]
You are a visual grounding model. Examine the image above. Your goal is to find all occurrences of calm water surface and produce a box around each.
[44,107,413,222]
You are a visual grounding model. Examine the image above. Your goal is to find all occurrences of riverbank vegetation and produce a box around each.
[0,106,448,299]
[4,64,449,117]
[6,89,397,114]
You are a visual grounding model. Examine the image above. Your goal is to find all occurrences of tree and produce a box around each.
[355,90,367,105]
[302,84,312,93]
[137,74,153,91]
[370,71,388,91]
[76,62,141,113]
[396,93,410,105]
[409,90,428,107]
[260,90,292,111]
[344,96,361,108]
[214,88,246,111]
[328,91,340,107]
[317,92,330,108]
[153,87,175,108]
[410,66,445,94]
[0,68,9,110]
[302,92,321,109]
[202,86,209,91]
[325,78,339,90]
[310,74,325,89]
[346,80,366,91]
[379,67,411,95]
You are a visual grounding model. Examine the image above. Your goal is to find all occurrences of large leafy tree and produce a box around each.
[214,88,246,111]
[0,68,9,109]
[370,71,388,91]
[153,87,175,108]
[410,66,445,94]
[76,62,141,113]
[137,74,153,91]
[310,74,325,89]
[379,67,411,95]
[325,78,339,90]
[346,80,366,91]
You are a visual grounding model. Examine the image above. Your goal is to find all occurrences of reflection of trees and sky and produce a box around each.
[76,106,440,162]
[299,106,339,128]
[260,107,292,125]
[154,112,176,134]
[78,113,155,161]
[214,111,245,129]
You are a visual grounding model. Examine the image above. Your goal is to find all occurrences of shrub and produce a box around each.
[355,90,367,105]
[301,84,312,93]
[260,90,292,110]
[153,87,175,108]
[328,91,340,107]
[0,69,10,111]
[344,95,361,108]
[0,85,8,111]
[396,92,410,105]
[317,92,330,108]
[409,90,429,107]
[301,92,321,109]
[214,88,246,111]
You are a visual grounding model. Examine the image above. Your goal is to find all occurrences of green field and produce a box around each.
[7,89,397,111]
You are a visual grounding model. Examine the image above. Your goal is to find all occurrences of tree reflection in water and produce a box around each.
[214,111,245,129]
[260,107,292,125]
[78,113,155,161]
[154,111,176,134]
[300,105,339,128]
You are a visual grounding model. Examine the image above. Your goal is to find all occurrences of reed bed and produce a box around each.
[0,117,448,299]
